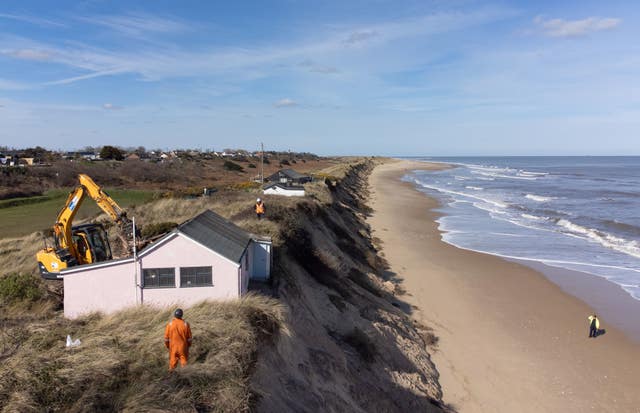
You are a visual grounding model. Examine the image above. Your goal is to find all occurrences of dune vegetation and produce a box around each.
[0,295,285,412]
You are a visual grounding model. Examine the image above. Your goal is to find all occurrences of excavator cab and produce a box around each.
[73,224,112,264]
[38,224,113,279]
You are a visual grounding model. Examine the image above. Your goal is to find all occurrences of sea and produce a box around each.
[405,156,640,302]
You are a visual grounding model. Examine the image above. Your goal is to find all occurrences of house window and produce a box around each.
[143,268,175,289]
[180,266,213,287]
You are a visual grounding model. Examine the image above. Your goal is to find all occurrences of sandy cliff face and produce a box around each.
[251,161,450,413]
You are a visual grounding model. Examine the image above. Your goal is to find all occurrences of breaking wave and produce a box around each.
[556,219,640,259]
[525,194,554,202]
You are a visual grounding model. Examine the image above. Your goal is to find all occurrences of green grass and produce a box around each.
[0,189,156,239]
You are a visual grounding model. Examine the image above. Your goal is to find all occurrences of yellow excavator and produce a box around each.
[36,174,137,279]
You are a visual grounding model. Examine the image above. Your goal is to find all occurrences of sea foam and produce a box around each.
[525,194,553,202]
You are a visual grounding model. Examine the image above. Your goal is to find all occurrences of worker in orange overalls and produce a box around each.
[255,198,266,220]
[164,308,193,370]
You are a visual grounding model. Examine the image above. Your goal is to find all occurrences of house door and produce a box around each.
[252,242,271,280]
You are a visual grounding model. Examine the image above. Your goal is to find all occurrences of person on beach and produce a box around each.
[588,314,600,338]
[255,198,265,220]
[164,308,193,370]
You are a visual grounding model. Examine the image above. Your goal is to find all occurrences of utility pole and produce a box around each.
[260,142,264,183]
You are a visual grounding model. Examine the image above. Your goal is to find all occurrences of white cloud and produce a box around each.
[0,13,66,28]
[46,69,125,85]
[102,103,123,110]
[0,7,516,86]
[6,48,52,61]
[343,30,379,45]
[0,78,31,90]
[299,59,339,74]
[274,98,298,108]
[534,16,621,37]
[76,12,190,37]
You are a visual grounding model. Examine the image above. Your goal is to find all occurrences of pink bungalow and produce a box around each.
[62,210,272,319]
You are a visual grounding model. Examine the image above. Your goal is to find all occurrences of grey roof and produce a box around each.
[267,168,310,181]
[177,210,252,263]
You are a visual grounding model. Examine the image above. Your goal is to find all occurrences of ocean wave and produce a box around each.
[471,170,537,180]
[525,194,554,202]
[493,173,537,180]
[413,181,509,209]
[518,170,549,177]
[465,186,483,191]
[601,219,640,237]
[470,170,499,177]
[473,202,507,215]
[467,164,517,174]
[439,233,640,274]
[521,213,547,221]
[556,219,640,259]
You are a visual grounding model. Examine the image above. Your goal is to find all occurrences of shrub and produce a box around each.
[100,145,124,161]
[248,163,257,168]
[279,159,291,166]
[0,273,43,303]
[223,160,244,172]
[141,222,178,239]
[227,181,261,191]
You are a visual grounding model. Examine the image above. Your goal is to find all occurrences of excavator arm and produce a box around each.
[52,185,88,260]
[78,174,127,223]
[37,174,137,278]
[78,174,135,242]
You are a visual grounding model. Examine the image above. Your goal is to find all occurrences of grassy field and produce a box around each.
[0,189,156,239]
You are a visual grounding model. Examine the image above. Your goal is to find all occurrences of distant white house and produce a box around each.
[79,152,99,161]
[263,182,305,197]
[62,210,272,318]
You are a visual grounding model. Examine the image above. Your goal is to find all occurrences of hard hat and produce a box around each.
[257,198,261,202]
[174,308,183,319]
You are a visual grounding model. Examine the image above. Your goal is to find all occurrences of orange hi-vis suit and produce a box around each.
[255,201,265,215]
[164,317,192,370]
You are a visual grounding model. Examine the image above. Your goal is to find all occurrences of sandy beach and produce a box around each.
[368,159,640,413]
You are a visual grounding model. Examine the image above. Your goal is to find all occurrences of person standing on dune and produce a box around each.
[255,198,266,220]
[165,308,193,370]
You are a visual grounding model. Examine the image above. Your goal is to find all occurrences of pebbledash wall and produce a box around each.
[62,231,271,319]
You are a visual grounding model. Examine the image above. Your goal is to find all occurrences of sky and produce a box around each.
[0,0,639,156]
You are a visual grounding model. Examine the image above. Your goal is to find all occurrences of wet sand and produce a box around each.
[368,159,640,413]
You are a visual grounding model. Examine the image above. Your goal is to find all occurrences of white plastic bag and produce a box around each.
[66,334,81,348]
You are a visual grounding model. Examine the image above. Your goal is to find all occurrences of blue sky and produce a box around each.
[1,0,638,155]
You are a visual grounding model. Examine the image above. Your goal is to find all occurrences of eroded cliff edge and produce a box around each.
[251,159,451,413]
